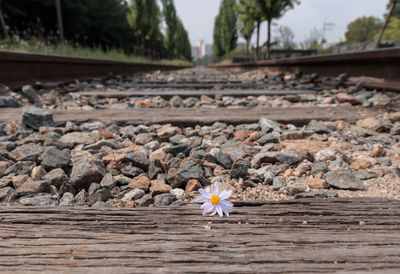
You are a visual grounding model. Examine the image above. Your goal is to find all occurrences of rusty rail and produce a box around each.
[215,47,400,83]
[0,50,189,89]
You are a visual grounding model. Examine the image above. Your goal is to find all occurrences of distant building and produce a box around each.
[192,40,213,60]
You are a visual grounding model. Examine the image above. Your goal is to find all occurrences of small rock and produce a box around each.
[256,133,280,145]
[272,177,286,190]
[59,192,74,206]
[356,117,388,133]
[122,188,145,202]
[230,159,250,179]
[22,107,55,130]
[157,126,180,139]
[259,117,281,133]
[170,188,185,200]
[75,189,88,204]
[88,183,100,196]
[41,147,70,170]
[21,85,42,106]
[185,179,202,193]
[42,168,68,188]
[128,174,151,191]
[88,188,111,206]
[315,149,336,162]
[295,189,338,199]
[100,173,116,189]
[335,93,361,105]
[286,183,310,195]
[153,193,176,206]
[149,159,163,179]
[325,170,364,190]
[69,155,106,190]
[150,179,172,195]
[31,166,47,180]
[136,193,154,207]
[307,120,331,134]
[0,97,19,108]
[17,180,49,195]
[9,143,44,162]
[60,132,97,145]
[19,193,58,206]
[305,178,326,189]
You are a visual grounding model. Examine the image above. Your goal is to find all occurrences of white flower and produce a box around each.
[195,182,233,217]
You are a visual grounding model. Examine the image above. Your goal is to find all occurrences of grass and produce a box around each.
[0,39,192,67]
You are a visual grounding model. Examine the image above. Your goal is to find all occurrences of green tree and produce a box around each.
[257,0,299,59]
[213,0,238,57]
[127,0,162,53]
[344,16,382,44]
[381,17,400,42]
[300,28,323,50]
[236,1,256,55]
[236,0,265,59]
[161,0,191,60]
[376,0,398,47]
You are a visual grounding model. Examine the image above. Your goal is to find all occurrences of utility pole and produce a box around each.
[55,0,64,43]
[321,20,335,48]
[376,0,397,48]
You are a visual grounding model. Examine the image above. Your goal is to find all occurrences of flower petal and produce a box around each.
[202,203,213,215]
[213,182,219,194]
[222,208,230,217]
[198,189,210,198]
[220,200,233,208]
[193,197,209,203]
[219,190,232,200]
[216,205,223,217]
[210,207,217,216]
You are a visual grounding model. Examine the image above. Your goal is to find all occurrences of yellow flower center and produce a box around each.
[210,194,220,205]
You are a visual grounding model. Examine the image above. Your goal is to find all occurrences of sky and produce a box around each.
[174,0,388,46]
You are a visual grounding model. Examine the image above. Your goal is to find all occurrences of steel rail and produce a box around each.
[215,47,400,83]
[0,50,189,89]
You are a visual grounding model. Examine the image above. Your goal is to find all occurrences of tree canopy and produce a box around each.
[344,16,382,44]
[213,0,238,57]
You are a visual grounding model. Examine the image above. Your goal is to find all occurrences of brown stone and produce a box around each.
[234,130,249,139]
[12,175,31,189]
[0,161,9,178]
[350,156,375,170]
[185,179,202,193]
[321,97,333,104]
[150,179,171,195]
[356,117,382,131]
[382,112,400,123]
[305,178,326,189]
[335,93,361,105]
[4,121,24,135]
[17,180,49,194]
[245,131,260,142]
[335,120,350,131]
[371,144,386,157]
[128,174,151,191]
[31,166,47,180]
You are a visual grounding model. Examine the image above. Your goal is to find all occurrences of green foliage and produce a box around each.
[2,0,134,50]
[213,0,238,57]
[387,0,400,18]
[381,17,400,41]
[127,0,163,51]
[0,38,192,66]
[344,16,382,44]
[161,0,192,60]
[236,0,256,54]
[256,0,299,58]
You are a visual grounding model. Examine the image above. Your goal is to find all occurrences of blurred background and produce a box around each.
[0,0,398,66]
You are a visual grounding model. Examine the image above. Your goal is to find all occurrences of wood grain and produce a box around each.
[0,198,399,273]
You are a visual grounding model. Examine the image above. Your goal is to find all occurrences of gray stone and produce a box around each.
[22,107,55,130]
[169,134,186,145]
[149,159,163,179]
[119,125,136,138]
[256,134,280,145]
[60,192,74,206]
[325,170,365,190]
[100,173,116,189]
[167,161,204,189]
[312,162,328,175]
[295,189,338,199]
[315,149,336,162]
[41,148,70,170]
[59,182,75,196]
[136,193,154,207]
[165,144,191,156]
[230,159,250,179]
[126,151,150,170]
[287,183,310,195]
[391,122,400,135]
[170,188,185,200]
[80,121,104,131]
[17,180,49,195]
[0,97,19,108]
[5,161,35,176]
[378,158,392,166]
[251,152,301,168]
[88,183,100,196]
[272,177,286,190]
[114,174,131,186]
[69,155,106,190]
[92,201,112,208]
[354,171,378,180]
[21,85,42,106]
[328,159,349,171]
[135,133,154,145]
[216,151,233,169]
[121,165,144,178]
[85,140,118,151]
[75,189,88,204]
[307,120,331,134]
[221,146,246,162]
[42,168,68,188]
[19,193,58,206]
[0,186,16,202]
[88,188,111,206]
[9,143,44,162]
[153,193,176,207]
[259,117,281,133]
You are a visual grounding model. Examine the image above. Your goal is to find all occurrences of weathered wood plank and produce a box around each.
[0,198,399,273]
[0,106,386,127]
